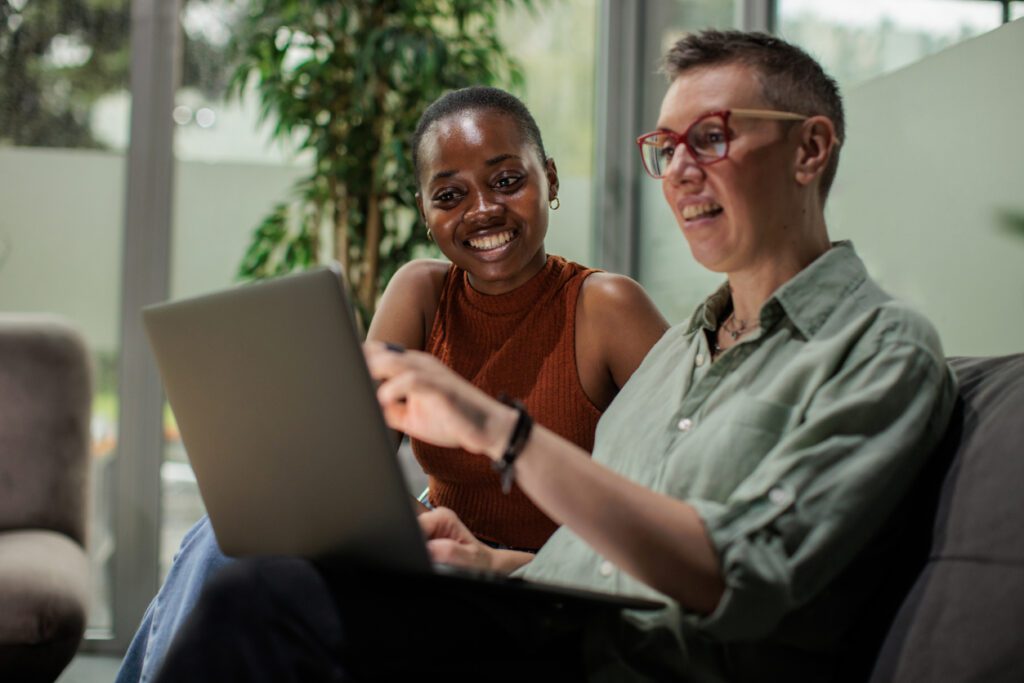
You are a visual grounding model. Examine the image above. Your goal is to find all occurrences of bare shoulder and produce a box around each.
[390,258,450,292]
[579,272,668,330]
[368,259,450,348]
[576,272,668,392]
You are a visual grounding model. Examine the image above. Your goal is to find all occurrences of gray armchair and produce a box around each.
[0,315,91,683]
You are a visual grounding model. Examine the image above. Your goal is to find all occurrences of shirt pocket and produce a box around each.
[667,395,794,502]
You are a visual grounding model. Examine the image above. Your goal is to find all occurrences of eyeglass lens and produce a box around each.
[640,114,729,178]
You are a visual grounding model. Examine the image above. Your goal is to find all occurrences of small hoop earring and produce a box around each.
[549,197,560,210]
[426,228,434,242]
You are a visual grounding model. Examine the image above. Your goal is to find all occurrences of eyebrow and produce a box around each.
[429,153,522,184]
[485,153,519,166]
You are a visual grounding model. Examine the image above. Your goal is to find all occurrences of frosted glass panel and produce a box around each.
[827,19,1024,356]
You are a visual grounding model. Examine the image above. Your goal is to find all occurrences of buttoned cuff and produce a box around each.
[684,491,797,640]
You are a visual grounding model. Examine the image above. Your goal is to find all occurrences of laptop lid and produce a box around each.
[143,264,431,574]
[144,265,666,612]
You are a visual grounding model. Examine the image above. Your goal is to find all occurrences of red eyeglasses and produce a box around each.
[636,108,807,179]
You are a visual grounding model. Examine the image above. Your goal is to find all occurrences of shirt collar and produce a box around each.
[688,241,867,339]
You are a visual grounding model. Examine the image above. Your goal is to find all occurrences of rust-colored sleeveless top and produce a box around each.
[412,255,602,550]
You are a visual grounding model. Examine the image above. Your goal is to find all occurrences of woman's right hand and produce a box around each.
[365,341,517,462]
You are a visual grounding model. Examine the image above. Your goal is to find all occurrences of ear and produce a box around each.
[415,192,426,224]
[545,157,560,200]
[793,116,837,189]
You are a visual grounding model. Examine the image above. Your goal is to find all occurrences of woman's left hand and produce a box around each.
[364,341,514,461]
[418,507,496,571]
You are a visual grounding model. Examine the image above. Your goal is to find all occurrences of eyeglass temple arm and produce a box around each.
[729,108,808,121]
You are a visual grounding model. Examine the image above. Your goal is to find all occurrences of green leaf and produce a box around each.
[232,0,532,319]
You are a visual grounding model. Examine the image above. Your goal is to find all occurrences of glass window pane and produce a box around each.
[161,0,310,580]
[498,0,598,266]
[158,1,605,577]
[155,1,607,588]
[778,0,1004,89]
[636,0,736,324]
[0,0,130,633]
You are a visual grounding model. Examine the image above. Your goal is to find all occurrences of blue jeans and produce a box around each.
[115,516,232,683]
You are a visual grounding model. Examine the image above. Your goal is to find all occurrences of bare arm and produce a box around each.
[366,259,447,514]
[366,343,725,614]
[506,422,723,613]
[576,273,669,409]
[366,259,448,348]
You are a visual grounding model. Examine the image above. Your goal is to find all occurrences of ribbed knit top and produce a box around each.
[412,255,602,550]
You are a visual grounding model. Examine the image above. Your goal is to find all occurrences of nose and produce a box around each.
[663,142,704,184]
[464,190,503,224]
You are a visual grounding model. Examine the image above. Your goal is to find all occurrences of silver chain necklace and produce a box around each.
[722,311,759,340]
[713,311,760,355]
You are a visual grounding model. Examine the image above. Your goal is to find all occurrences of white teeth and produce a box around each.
[682,202,722,221]
[466,230,515,250]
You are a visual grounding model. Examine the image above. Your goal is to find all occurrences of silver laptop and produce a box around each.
[143,264,663,611]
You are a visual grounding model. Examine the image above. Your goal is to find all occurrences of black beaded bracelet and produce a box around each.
[493,394,533,495]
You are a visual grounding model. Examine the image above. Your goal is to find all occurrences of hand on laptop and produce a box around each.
[419,507,534,576]
[365,341,518,463]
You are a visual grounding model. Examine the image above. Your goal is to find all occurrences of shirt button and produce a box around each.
[695,353,705,367]
[677,417,693,432]
[599,561,615,577]
[768,487,792,506]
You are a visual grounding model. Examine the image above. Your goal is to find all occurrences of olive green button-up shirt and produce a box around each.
[517,242,957,681]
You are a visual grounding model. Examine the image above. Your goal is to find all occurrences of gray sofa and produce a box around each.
[859,354,1024,681]
[0,315,92,683]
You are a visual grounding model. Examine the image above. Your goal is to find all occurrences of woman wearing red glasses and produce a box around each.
[156,31,956,683]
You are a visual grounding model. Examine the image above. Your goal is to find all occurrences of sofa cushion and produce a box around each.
[0,529,90,645]
[870,354,1024,681]
[0,315,91,543]
[0,531,89,683]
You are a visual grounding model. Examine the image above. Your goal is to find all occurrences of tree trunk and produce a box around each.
[309,198,322,260]
[330,176,348,273]
[360,187,382,318]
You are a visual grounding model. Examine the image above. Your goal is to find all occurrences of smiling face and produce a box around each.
[416,109,556,295]
[658,63,805,275]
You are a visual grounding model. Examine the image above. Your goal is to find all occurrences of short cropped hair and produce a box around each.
[663,30,845,199]
[411,86,547,187]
